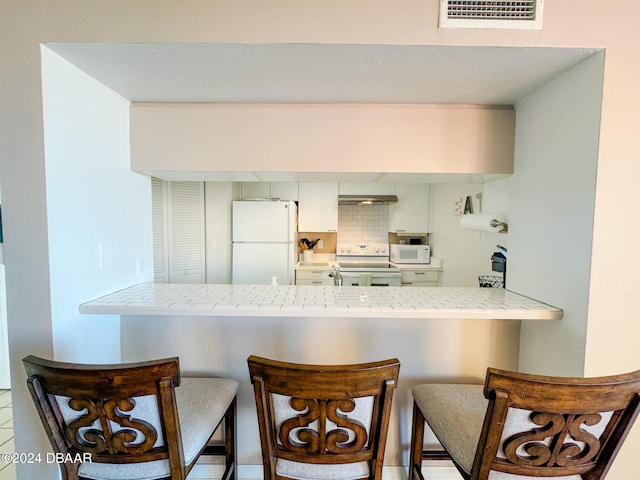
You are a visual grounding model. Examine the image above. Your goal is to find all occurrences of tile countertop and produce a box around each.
[79,283,562,320]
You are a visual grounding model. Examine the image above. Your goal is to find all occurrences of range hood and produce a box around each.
[338,194,398,205]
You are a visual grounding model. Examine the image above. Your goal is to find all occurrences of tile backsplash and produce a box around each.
[337,204,389,243]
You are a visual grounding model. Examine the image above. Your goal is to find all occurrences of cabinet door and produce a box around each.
[298,182,338,232]
[270,182,299,201]
[392,183,431,233]
[400,270,440,287]
[241,182,270,199]
[240,182,299,201]
[296,268,333,285]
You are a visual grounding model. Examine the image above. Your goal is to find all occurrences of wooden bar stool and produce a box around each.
[409,367,640,480]
[248,355,400,480]
[23,355,238,480]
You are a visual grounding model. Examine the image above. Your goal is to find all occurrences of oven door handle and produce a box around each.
[341,272,401,278]
[341,272,401,287]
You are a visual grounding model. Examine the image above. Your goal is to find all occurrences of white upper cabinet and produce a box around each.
[241,182,299,201]
[390,183,431,234]
[241,182,270,199]
[298,182,338,232]
[270,182,299,201]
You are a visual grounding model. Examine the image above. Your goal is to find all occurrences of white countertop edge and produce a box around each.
[78,284,562,321]
[79,304,561,320]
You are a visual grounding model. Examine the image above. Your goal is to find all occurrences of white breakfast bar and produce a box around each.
[80,284,562,470]
[80,283,561,319]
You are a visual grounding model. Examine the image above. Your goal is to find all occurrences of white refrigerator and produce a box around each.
[232,200,298,285]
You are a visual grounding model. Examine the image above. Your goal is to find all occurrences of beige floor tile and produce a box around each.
[0,439,14,463]
[0,440,14,477]
[0,463,16,479]
[0,429,11,446]
[0,410,10,428]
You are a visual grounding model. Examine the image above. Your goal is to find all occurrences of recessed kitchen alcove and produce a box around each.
[40,40,605,397]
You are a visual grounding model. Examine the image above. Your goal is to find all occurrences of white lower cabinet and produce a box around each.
[295,268,334,286]
[400,269,441,287]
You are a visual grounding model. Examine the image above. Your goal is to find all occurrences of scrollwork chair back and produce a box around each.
[23,355,238,480]
[409,367,640,480]
[248,355,400,480]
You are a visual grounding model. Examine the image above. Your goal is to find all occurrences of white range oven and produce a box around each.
[336,243,402,287]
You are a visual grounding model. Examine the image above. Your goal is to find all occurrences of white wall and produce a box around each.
[0,186,3,264]
[41,47,153,363]
[510,52,604,376]
[430,183,507,287]
[205,181,239,284]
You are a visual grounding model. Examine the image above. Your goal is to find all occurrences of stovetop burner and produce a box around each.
[335,243,400,273]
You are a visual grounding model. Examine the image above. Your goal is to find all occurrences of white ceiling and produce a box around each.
[47,42,600,183]
[48,43,599,105]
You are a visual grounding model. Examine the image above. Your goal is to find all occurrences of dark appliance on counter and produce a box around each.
[479,245,507,288]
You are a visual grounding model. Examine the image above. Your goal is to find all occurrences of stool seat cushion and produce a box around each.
[276,459,370,480]
[79,377,239,480]
[412,384,486,475]
[412,384,583,480]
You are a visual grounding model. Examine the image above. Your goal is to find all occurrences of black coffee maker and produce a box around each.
[490,245,507,288]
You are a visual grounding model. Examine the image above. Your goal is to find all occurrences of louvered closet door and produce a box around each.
[167,181,206,283]
[152,178,169,283]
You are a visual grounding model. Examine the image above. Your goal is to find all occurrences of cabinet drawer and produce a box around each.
[402,281,438,287]
[296,269,332,281]
[401,270,439,283]
[295,279,334,286]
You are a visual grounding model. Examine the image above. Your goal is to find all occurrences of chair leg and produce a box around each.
[223,398,237,480]
[409,401,426,480]
[202,398,237,480]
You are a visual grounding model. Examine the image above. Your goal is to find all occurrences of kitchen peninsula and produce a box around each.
[80,284,561,468]
[80,283,561,320]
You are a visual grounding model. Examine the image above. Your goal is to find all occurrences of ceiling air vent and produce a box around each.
[439,0,543,30]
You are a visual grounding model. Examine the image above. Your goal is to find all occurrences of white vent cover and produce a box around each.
[439,0,543,30]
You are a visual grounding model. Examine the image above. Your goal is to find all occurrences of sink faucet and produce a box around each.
[329,265,343,286]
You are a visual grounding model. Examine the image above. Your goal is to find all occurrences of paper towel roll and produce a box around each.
[460,214,506,233]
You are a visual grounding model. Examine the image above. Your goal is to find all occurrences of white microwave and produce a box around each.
[390,244,431,264]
